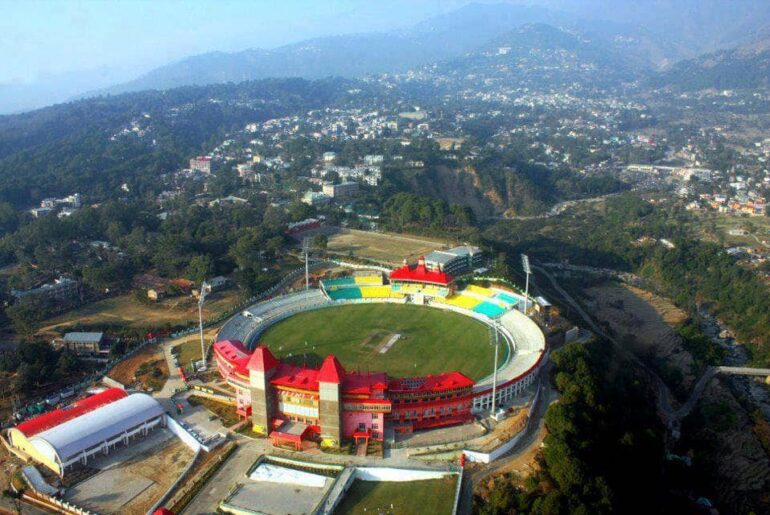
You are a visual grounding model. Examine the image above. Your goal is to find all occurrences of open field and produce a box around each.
[693,212,770,248]
[172,327,219,369]
[258,304,493,380]
[326,229,451,265]
[335,477,457,515]
[37,289,243,336]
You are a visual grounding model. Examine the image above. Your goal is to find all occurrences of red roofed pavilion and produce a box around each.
[389,256,455,288]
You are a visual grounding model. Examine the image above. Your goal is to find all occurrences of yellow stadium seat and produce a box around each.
[445,294,482,310]
[466,285,494,297]
[354,275,383,286]
[360,286,392,298]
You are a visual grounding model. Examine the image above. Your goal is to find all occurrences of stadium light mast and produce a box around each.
[303,237,310,290]
[521,254,531,314]
[491,319,499,418]
[198,280,210,371]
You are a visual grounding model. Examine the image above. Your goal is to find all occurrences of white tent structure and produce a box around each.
[25,393,166,477]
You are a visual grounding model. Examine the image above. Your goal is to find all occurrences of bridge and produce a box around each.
[717,366,770,378]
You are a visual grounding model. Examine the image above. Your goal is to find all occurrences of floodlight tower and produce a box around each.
[490,319,500,418]
[302,237,310,290]
[198,280,211,371]
[521,254,532,314]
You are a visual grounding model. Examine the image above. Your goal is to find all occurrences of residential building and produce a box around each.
[30,207,53,218]
[60,332,105,355]
[302,191,331,206]
[363,154,384,166]
[322,181,359,200]
[190,156,215,174]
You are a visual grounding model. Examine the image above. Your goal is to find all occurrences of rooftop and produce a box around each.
[247,346,280,373]
[423,250,459,265]
[14,388,128,437]
[214,340,250,375]
[318,355,345,384]
[270,363,320,391]
[342,372,388,395]
[63,332,104,343]
[389,371,474,394]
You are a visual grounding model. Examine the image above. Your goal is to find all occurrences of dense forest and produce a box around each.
[475,341,666,514]
[0,193,317,337]
[485,195,770,366]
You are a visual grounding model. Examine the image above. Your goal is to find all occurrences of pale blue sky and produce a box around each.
[0,0,484,84]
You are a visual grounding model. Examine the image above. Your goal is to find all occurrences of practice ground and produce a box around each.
[326,229,450,265]
[257,304,493,380]
[335,477,457,515]
[37,290,242,337]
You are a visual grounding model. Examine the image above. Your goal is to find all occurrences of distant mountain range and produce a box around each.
[425,23,638,93]
[90,3,576,97]
[652,36,770,91]
[5,2,770,115]
[540,0,770,58]
[85,2,770,100]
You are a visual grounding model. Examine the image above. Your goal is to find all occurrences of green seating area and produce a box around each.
[326,287,363,300]
[473,302,506,318]
[322,277,357,289]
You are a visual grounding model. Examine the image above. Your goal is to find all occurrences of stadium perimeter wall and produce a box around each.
[218,289,546,415]
[463,377,545,464]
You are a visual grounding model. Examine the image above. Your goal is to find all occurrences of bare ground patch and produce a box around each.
[37,289,243,337]
[585,283,697,394]
[107,344,169,392]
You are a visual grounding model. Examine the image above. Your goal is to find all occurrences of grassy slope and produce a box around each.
[258,304,493,380]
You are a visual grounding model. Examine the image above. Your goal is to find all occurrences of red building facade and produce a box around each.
[213,341,474,446]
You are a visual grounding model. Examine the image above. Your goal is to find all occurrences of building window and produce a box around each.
[373,423,378,429]
[372,413,377,419]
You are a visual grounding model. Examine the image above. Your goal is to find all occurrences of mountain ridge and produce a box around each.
[651,36,770,91]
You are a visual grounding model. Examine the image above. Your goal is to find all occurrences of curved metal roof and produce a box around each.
[15,388,128,437]
[29,393,165,464]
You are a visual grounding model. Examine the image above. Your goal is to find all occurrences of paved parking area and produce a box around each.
[182,439,263,515]
[175,397,227,440]
[223,476,333,515]
[65,429,193,515]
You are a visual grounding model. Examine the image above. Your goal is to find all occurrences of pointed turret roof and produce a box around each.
[247,345,279,372]
[318,355,346,384]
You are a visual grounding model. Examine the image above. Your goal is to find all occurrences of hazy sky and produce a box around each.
[0,0,484,84]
